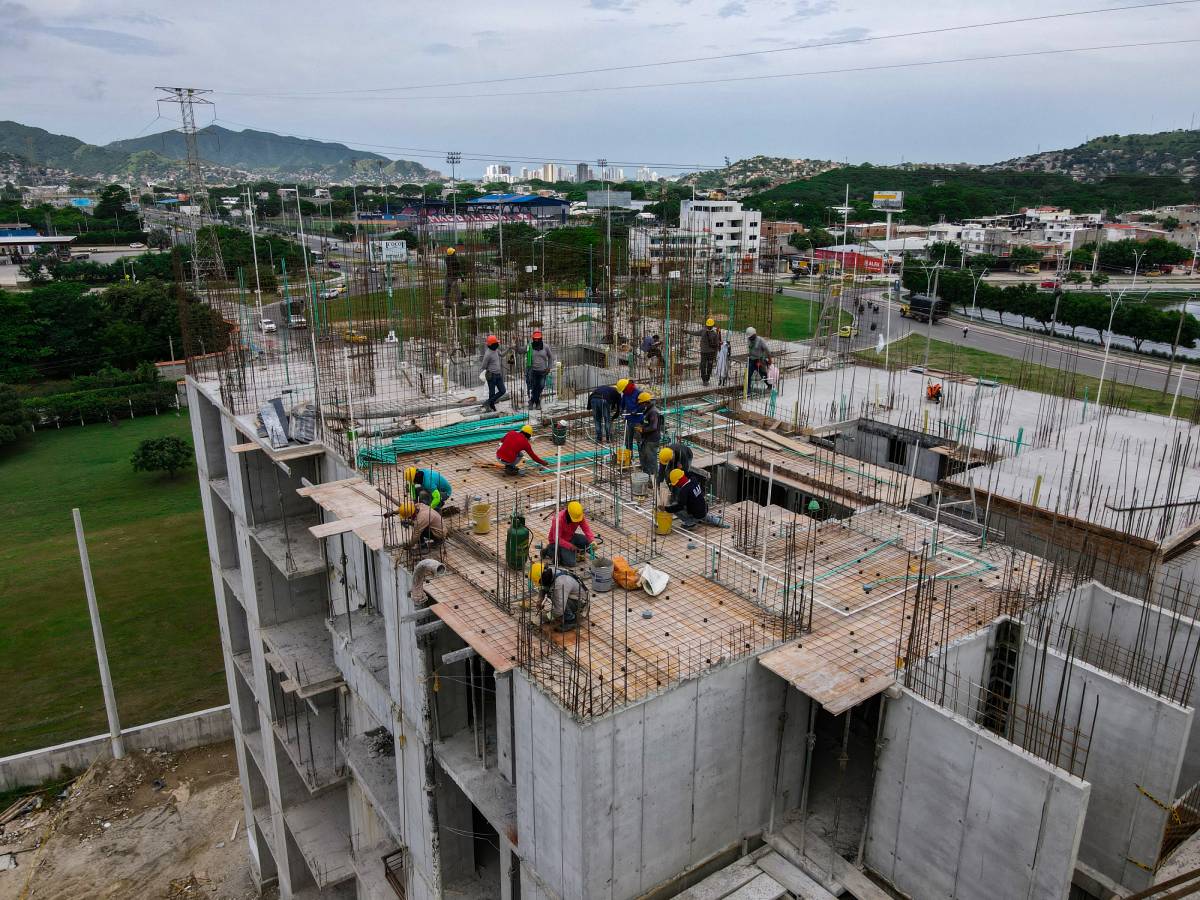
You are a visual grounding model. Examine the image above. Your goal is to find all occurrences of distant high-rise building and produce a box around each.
[576,163,591,183]
[484,164,512,181]
[518,167,530,181]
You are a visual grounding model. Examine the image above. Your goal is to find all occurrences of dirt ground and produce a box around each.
[0,741,277,900]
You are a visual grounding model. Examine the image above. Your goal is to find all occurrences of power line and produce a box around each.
[213,0,1200,98]
[213,38,1200,104]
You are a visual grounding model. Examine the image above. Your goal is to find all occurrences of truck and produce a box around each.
[899,293,950,323]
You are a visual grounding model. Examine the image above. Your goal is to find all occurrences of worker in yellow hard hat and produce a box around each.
[543,499,600,567]
[657,442,695,494]
[403,466,451,510]
[587,382,622,443]
[700,317,721,386]
[443,244,463,309]
[529,561,586,632]
[497,423,548,475]
[632,391,661,478]
[393,493,447,547]
[664,468,723,529]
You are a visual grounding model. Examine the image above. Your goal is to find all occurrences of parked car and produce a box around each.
[838,323,859,338]
[328,260,341,269]
[128,242,146,249]
[340,328,368,344]
[288,315,308,329]
[260,318,277,333]
[1040,279,1060,289]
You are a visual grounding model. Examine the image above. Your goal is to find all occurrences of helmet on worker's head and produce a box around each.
[446,247,456,255]
[486,334,499,346]
[395,500,416,519]
[520,424,534,436]
[668,468,685,486]
[567,500,584,523]
[403,466,417,483]
[529,562,544,587]
[705,318,715,327]
[636,391,652,405]
[532,329,543,340]
[658,447,674,465]
[745,326,757,337]
[615,378,630,393]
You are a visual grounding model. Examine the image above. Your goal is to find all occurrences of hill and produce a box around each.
[988,130,1200,180]
[680,155,842,190]
[107,125,434,180]
[0,120,436,183]
[745,165,1200,225]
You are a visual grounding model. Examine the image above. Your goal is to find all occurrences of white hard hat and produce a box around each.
[745,326,757,337]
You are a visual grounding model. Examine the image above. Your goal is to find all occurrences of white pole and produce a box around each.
[1096,250,1144,409]
[757,462,776,598]
[246,186,263,324]
[73,508,125,760]
[1171,365,1188,419]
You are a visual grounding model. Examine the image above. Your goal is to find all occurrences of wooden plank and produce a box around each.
[297,477,363,497]
[310,514,378,540]
[778,827,894,900]
[724,873,787,900]
[756,852,838,900]
[758,644,895,715]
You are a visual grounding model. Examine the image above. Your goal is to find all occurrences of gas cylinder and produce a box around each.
[506,510,531,571]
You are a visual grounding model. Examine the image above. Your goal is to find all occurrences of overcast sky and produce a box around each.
[2,0,1198,175]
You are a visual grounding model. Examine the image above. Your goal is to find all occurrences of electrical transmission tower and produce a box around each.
[155,87,226,285]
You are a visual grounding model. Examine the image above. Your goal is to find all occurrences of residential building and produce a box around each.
[629,225,713,271]
[575,163,590,183]
[680,198,762,260]
[960,223,1015,256]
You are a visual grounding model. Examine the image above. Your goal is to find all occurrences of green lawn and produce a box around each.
[858,334,1198,420]
[0,412,224,756]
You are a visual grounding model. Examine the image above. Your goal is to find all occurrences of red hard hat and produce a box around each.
[486,334,499,345]
[532,330,542,339]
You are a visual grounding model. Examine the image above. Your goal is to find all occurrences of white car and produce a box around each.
[288,315,308,329]
[260,318,277,333]
[128,242,146,249]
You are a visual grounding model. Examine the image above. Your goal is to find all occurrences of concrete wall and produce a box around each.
[1015,639,1192,890]
[865,690,1089,900]
[0,706,233,792]
[513,654,807,900]
[833,420,946,483]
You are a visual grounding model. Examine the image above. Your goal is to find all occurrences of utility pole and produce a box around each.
[73,509,124,760]
[446,151,461,245]
[246,185,263,324]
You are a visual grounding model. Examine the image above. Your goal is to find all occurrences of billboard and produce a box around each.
[587,190,632,209]
[871,190,904,211]
[370,240,408,262]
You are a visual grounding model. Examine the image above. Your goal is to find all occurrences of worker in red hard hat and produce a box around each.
[480,334,507,411]
[524,328,554,410]
[497,423,548,475]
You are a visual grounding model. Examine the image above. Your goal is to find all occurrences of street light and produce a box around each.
[968,267,989,317]
[1095,248,1147,409]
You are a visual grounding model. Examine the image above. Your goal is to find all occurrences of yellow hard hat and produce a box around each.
[446,247,456,255]
[404,466,417,482]
[395,500,416,519]
[658,447,674,465]
[637,391,652,404]
[615,378,630,393]
[668,468,685,486]
[529,562,544,586]
[520,424,534,436]
[705,318,715,327]
[567,500,584,522]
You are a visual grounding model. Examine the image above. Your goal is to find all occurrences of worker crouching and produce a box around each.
[529,562,588,632]
[665,469,724,529]
[542,500,600,567]
[392,493,447,548]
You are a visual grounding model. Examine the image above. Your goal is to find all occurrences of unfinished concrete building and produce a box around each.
[183,214,1200,899]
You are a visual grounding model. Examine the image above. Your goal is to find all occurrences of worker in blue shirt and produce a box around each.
[404,466,452,510]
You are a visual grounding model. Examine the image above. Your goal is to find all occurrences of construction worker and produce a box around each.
[443,246,463,308]
[927,382,943,404]
[525,329,554,409]
[480,334,507,411]
[657,443,694,489]
[617,378,641,449]
[394,495,447,548]
[542,500,599,567]
[529,562,587,632]
[699,318,721,386]
[497,424,549,475]
[640,333,665,376]
[404,466,452,510]
[665,469,723,529]
[746,326,771,391]
[634,392,662,477]
[587,382,621,443]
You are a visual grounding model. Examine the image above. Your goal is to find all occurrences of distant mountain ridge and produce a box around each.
[986,130,1200,180]
[680,155,842,189]
[0,120,435,183]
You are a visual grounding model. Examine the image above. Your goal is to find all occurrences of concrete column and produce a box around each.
[72,508,124,760]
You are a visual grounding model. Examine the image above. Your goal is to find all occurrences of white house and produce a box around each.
[680,198,761,259]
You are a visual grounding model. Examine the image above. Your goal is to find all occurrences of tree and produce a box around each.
[969,253,999,270]
[926,241,966,268]
[147,228,172,250]
[0,384,33,447]
[332,222,356,241]
[131,436,192,479]
[93,184,131,228]
[1162,216,1180,232]
[1063,272,1085,286]
[1090,272,1110,289]
[1008,246,1043,266]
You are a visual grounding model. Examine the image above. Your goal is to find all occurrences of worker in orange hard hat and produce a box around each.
[524,328,555,410]
[443,244,463,309]
[480,334,508,411]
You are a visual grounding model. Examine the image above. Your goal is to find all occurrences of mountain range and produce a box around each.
[0,121,436,183]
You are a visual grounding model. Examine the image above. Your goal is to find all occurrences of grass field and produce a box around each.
[858,334,1199,420]
[0,412,224,756]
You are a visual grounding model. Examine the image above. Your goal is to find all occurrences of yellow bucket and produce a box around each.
[471,502,492,535]
[615,448,632,467]
[655,510,673,535]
